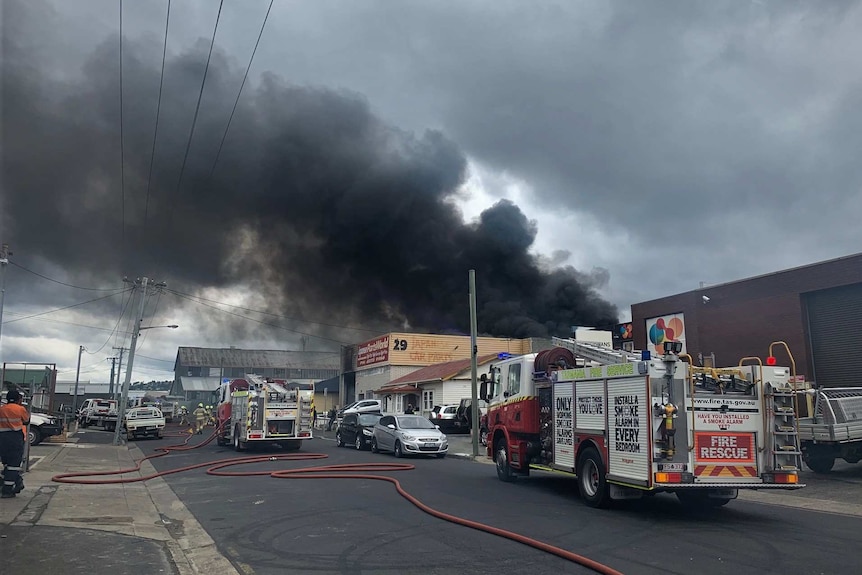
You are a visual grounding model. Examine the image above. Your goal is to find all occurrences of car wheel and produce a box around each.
[371,437,380,453]
[495,440,515,482]
[355,436,363,450]
[394,441,403,458]
[336,432,344,447]
[28,427,42,446]
[578,447,609,508]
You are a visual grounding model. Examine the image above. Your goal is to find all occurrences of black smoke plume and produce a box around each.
[1,5,617,342]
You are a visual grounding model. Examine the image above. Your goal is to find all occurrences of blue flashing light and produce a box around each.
[498,352,512,359]
[641,350,651,361]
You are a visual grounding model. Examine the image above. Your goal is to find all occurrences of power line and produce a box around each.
[2,312,129,334]
[1,289,131,325]
[119,0,126,262]
[209,0,274,180]
[144,0,172,226]
[168,0,224,232]
[8,260,121,291]
[85,288,135,355]
[168,290,351,346]
[165,288,377,333]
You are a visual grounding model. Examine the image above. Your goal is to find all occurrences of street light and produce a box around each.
[141,325,179,331]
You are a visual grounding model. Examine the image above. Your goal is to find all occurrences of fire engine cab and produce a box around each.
[481,332,805,508]
[216,374,314,451]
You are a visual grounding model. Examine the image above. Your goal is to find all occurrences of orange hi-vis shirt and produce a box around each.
[0,403,30,434]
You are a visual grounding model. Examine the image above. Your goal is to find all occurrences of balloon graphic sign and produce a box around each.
[646,314,686,355]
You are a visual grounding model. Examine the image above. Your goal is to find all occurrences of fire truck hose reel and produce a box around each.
[51,422,624,575]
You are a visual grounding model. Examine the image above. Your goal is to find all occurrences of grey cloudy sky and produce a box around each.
[2,0,861,383]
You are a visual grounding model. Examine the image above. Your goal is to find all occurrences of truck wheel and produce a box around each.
[28,427,43,446]
[578,447,609,508]
[676,491,730,508]
[284,440,302,452]
[804,454,835,474]
[233,426,245,452]
[495,439,516,482]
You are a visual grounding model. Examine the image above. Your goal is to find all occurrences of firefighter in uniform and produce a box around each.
[193,403,207,435]
[0,389,30,498]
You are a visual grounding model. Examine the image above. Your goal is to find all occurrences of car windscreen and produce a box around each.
[358,414,383,426]
[396,416,436,429]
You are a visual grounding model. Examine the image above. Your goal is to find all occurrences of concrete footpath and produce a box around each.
[0,430,240,575]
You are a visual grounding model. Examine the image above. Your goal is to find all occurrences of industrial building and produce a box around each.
[630,252,862,387]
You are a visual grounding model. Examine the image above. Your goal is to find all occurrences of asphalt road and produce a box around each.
[80,425,860,575]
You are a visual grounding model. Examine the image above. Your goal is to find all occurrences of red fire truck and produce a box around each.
[481,334,804,508]
[215,375,314,451]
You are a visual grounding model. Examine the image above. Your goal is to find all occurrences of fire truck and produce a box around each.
[215,375,314,451]
[481,333,805,508]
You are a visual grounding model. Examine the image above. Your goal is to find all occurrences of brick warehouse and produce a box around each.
[630,252,862,387]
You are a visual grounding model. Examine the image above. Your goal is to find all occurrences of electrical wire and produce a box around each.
[208,0,274,180]
[135,290,163,349]
[8,260,122,291]
[1,289,131,325]
[85,289,135,355]
[1,313,126,334]
[165,288,377,334]
[168,0,224,232]
[144,0,172,226]
[119,0,126,261]
[167,290,351,345]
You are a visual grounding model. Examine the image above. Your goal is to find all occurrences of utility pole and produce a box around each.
[113,278,173,446]
[72,345,84,414]
[108,356,118,396]
[114,277,149,446]
[113,346,126,401]
[0,243,11,362]
[469,269,479,458]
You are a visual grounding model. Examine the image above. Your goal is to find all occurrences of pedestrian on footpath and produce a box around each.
[0,389,29,498]
[193,403,207,435]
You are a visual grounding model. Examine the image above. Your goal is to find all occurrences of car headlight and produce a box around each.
[401,434,416,441]
[362,428,373,436]
[440,435,447,441]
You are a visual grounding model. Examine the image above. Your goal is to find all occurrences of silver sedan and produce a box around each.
[371,414,448,458]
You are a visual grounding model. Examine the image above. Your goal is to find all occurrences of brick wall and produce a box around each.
[631,253,862,376]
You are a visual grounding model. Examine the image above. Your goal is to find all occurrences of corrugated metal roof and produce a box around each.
[176,347,341,369]
[178,376,222,392]
[315,376,339,394]
[383,354,498,387]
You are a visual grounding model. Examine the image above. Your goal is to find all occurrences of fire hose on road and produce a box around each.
[52,424,624,575]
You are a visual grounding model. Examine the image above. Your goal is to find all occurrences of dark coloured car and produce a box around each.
[336,412,384,450]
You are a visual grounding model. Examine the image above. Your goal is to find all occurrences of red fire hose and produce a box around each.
[52,425,624,575]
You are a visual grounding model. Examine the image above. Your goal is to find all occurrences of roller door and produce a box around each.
[805,283,862,387]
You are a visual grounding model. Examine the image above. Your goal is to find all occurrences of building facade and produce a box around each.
[630,253,862,387]
[341,332,554,416]
[170,347,340,406]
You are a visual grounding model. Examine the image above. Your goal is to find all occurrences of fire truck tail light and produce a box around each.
[654,472,682,483]
[772,473,798,484]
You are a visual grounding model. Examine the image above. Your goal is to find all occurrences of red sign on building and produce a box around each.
[357,335,390,367]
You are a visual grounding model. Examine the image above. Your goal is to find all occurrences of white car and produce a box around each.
[341,399,382,415]
[123,406,166,440]
[371,414,448,458]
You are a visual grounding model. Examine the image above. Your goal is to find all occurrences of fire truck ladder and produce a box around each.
[765,381,803,472]
[550,337,640,366]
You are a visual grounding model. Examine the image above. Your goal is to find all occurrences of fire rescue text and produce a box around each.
[614,395,640,453]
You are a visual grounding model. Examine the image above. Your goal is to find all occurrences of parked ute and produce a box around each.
[123,406,165,440]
